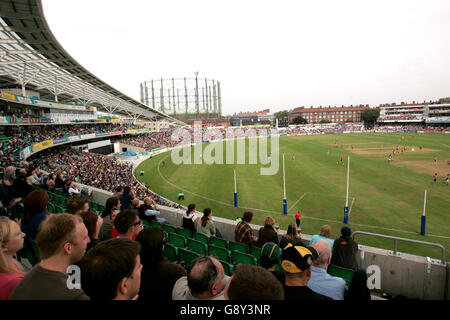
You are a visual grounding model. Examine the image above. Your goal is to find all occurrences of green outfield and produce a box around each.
[136,133,450,261]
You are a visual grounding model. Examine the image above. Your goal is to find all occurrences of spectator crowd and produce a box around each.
[0,185,369,301]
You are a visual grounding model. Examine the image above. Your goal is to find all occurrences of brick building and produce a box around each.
[288,105,369,124]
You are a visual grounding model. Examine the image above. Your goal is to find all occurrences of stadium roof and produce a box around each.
[0,0,185,126]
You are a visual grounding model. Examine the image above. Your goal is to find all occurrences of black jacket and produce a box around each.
[12,175,33,199]
[257,225,279,247]
[330,236,359,271]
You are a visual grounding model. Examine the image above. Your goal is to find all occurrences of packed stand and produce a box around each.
[30,147,184,210]
[0,123,145,167]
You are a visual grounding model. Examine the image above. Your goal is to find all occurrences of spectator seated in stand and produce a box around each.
[345,269,371,301]
[308,239,346,300]
[257,216,279,247]
[196,208,222,238]
[330,226,359,271]
[113,209,143,240]
[45,173,55,190]
[120,187,136,210]
[172,256,229,300]
[54,173,65,190]
[224,264,284,300]
[181,204,199,234]
[113,186,124,199]
[281,243,332,300]
[0,218,25,300]
[65,181,91,197]
[12,168,33,200]
[80,211,103,252]
[78,238,142,300]
[280,222,307,249]
[20,190,50,240]
[9,214,90,300]
[309,224,334,250]
[235,211,258,247]
[260,242,284,284]
[26,168,40,186]
[99,196,121,241]
[138,197,168,225]
[66,196,89,215]
[32,166,42,185]
[109,210,120,239]
[136,227,186,300]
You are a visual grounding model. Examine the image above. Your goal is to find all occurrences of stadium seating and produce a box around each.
[187,238,208,255]
[250,246,261,265]
[193,232,208,245]
[231,251,257,266]
[163,224,177,234]
[168,232,187,249]
[176,227,193,239]
[219,260,234,276]
[209,236,228,250]
[163,243,178,262]
[208,244,230,263]
[152,223,266,269]
[229,241,249,254]
[178,248,200,268]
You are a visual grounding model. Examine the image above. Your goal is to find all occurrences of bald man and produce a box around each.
[307,239,347,300]
[172,256,229,300]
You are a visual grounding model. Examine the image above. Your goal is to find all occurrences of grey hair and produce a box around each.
[187,256,221,294]
[311,239,331,267]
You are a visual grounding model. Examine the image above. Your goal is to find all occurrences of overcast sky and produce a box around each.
[42,0,450,116]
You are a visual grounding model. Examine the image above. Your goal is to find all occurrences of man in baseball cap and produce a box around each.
[281,243,332,300]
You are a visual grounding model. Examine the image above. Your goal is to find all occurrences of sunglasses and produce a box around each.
[130,220,143,228]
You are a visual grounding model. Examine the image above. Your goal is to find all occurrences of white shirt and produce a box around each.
[68,187,80,195]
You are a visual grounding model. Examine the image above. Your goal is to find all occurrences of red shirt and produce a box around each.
[111,227,136,240]
[296,212,301,219]
[0,273,24,300]
[111,227,119,239]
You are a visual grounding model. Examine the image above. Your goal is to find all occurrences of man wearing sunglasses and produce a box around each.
[114,209,144,240]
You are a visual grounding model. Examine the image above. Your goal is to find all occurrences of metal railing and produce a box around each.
[353,231,446,264]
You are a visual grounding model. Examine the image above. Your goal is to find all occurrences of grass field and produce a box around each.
[136,133,450,261]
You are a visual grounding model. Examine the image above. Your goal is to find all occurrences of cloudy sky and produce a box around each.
[42,0,450,115]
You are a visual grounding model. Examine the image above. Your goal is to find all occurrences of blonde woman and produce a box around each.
[309,224,334,250]
[0,218,25,300]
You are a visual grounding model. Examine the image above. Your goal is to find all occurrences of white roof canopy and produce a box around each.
[0,0,185,126]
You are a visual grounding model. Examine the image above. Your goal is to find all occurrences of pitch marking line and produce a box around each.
[288,193,308,212]
[155,155,450,240]
[349,197,355,216]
